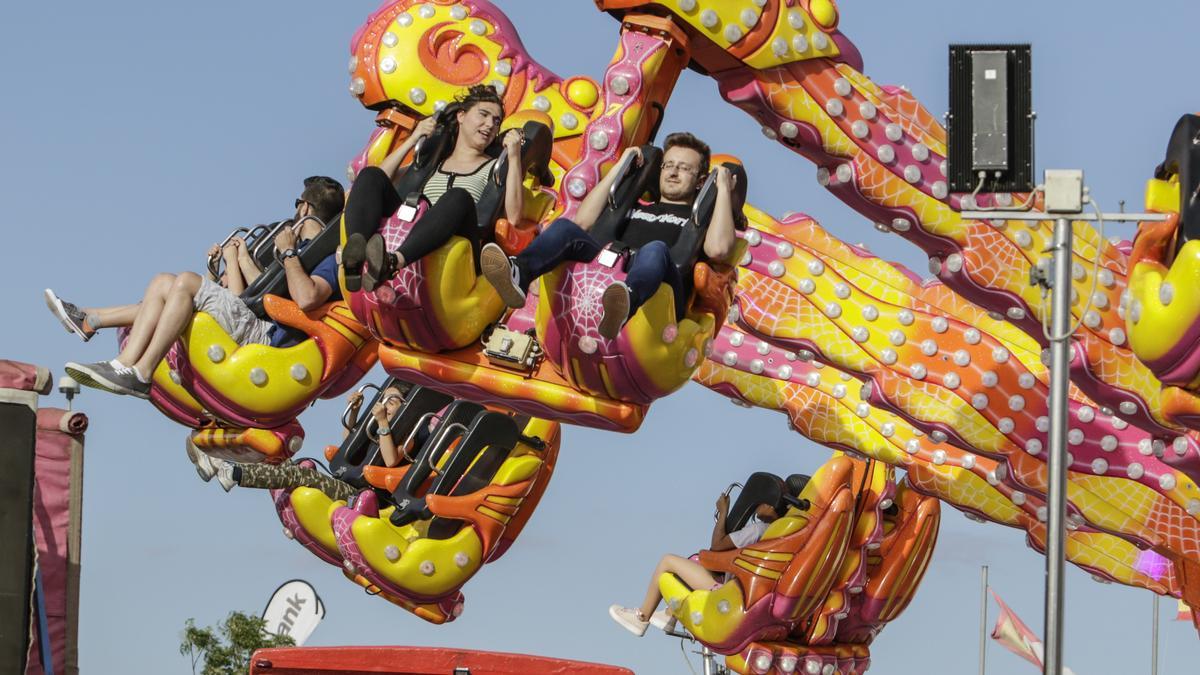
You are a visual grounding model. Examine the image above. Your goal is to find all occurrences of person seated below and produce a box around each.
[212,384,414,501]
[341,84,525,292]
[51,176,346,399]
[480,132,739,339]
[608,488,785,637]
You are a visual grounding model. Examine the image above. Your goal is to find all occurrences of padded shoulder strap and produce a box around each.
[328,379,395,487]
[427,412,520,497]
[726,471,785,535]
[1161,114,1200,249]
[589,145,663,246]
[329,382,453,488]
[240,212,341,320]
[668,161,748,270]
[388,402,486,526]
[392,121,456,203]
[473,119,555,231]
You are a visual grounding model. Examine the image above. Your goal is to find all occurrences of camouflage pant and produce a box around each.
[237,462,357,502]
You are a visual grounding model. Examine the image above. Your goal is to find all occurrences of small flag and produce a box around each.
[1178,599,1193,622]
[989,589,1078,674]
[990,590,1042,668]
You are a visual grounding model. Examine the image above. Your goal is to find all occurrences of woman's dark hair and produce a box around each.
[455,83,504,113]
[663,131,712,177]
[300,176,345,224]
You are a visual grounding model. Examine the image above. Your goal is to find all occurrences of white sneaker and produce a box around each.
[649,609,676,631]
[216,462,237,492]
[608,604,648,637]
[185,439,216,482]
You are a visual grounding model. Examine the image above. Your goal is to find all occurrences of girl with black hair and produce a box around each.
[342,84,526,292]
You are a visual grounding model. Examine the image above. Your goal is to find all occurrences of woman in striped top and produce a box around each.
[342,84,526,292]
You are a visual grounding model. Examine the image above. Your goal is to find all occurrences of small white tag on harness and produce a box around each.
[596,248,620,268]
[397,204,418,222]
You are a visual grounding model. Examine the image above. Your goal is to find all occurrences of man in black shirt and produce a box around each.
[481,132,738,339]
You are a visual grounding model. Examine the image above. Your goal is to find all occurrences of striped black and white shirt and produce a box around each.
[422,159,496,205]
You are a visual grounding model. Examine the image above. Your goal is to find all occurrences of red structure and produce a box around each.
[250,646,635,674]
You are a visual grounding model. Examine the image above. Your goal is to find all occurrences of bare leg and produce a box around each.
[638,554,719,619]
[85,304,142,329]
[116,274,177,365]
[130,272,205,379]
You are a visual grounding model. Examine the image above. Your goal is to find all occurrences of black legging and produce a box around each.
[344,166,485,265]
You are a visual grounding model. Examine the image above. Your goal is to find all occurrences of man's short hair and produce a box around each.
[663,131,712,177]
[300,176,345,225]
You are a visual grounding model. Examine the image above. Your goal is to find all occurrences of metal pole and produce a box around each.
[1151,594,1160,675]
[1042,217,1073,675]
[979,565,989,675]
[701,645,717,675]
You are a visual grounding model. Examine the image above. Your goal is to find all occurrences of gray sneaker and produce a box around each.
[65,360,151,399]
[216,462,238,492]
[185,439,223,482]
[44,289,95,342]
[480,243,527,309]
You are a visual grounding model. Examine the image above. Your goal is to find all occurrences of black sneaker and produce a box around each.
[341,234,367,292]
[480,243,527,309]
[362,234,398,293]
[64,360,151,399]
[598,282,631,340]
[44,289,95,342]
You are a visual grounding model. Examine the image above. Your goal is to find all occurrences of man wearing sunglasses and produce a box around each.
[47,176,346,398]
[481,132,739,339]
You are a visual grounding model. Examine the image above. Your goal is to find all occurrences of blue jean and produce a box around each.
[514,218,683,317]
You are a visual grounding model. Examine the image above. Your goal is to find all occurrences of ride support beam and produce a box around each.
[559,13,690,218]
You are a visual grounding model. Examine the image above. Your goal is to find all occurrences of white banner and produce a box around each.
[261,579,325,646]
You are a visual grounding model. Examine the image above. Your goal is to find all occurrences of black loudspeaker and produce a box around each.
[947,44,1034,193]
[0,400,37,672]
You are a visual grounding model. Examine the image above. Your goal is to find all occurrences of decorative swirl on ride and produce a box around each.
[417,22,491,87]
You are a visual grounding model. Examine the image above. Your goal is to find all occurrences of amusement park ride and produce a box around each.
[14,0,1200,673]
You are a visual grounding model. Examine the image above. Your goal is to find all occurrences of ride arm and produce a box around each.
[502,130,525,223]
[379,116,437,180]
[702,166,737,260]
[574,146,643,230]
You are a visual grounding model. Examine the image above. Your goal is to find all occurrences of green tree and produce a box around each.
[179,611,295,675]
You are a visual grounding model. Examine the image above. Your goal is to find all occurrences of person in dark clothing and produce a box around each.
[341,84,526,292]
[480,132,739,339]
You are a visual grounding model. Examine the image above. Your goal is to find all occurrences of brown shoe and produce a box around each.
[598,282,631,340]
[341,234,367,292]
[362,234,398,293]
[480,243,527,309]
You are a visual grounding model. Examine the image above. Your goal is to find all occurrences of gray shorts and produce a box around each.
[193,278,274,346]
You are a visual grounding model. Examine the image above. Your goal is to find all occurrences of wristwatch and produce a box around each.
[377,423,390,435]
[282,248,299,260]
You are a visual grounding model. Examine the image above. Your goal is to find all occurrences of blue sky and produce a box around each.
[3,1,1199,673]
